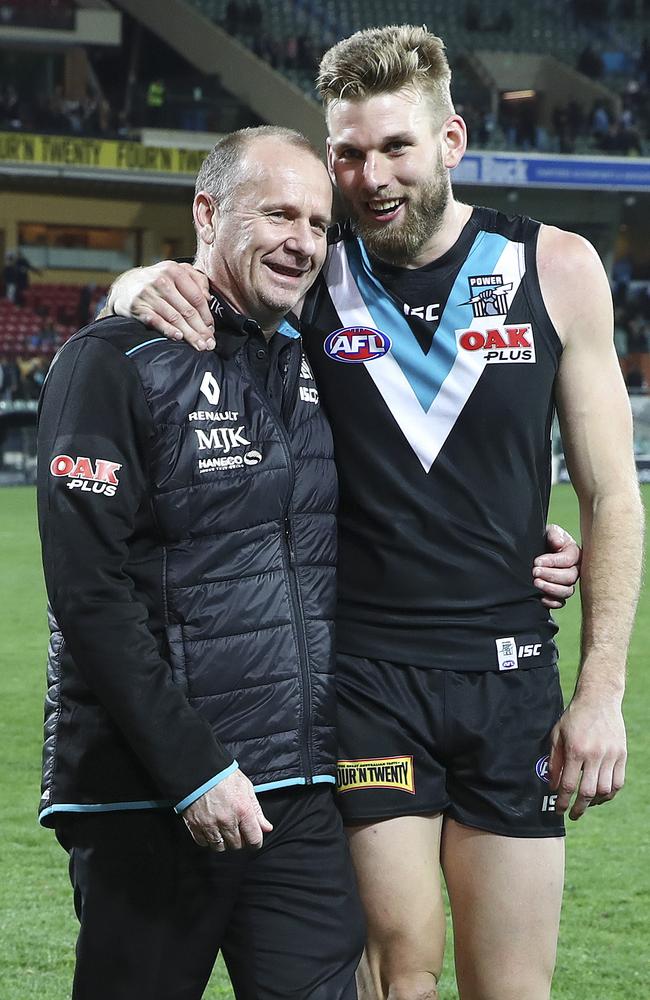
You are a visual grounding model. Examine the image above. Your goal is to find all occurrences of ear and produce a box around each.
[193,191,216,245]
[325,138,338,187]
[441,115,467,170]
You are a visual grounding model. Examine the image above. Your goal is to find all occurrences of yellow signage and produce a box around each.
[0,132,211,175]
[337,755,415,794]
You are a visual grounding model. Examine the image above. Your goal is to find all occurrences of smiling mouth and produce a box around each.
[265,262,309,278]
[366,197,407,222]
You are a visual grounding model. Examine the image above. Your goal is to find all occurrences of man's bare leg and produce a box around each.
[441,818,564,1000]
[347,815,445,1000]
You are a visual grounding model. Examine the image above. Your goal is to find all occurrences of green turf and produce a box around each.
[1,485,648,999]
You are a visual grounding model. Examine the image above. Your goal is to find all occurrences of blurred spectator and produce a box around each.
[590,100,611,144]
[225,0,242,34]
[625,366,645,391]
[4,253,17,303]
[78,283,96,327]
[613,255,633,305]
[0,354,20,401]
[14,252,41,307]
[465,3,481,31]
[578,44,604,79]
[146,79,166,127]
[613,308,629,357]
[628,315,649,354]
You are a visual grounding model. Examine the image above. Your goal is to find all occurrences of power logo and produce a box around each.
[455,324,536,364]
[337,756,415,794]
[50,455,122,496]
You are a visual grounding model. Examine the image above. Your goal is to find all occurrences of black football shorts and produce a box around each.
[335,654,565,838]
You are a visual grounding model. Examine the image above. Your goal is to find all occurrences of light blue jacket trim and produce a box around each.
[39,799,170,825]
[124,337,169,356]
[277,317,300,339]
[253,774,336,793]
[174,760,239,813]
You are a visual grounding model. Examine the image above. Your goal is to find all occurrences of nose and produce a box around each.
[285,218,317,259]
[362,152,389,192]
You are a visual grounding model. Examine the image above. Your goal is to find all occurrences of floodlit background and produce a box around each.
[1,2,649,997]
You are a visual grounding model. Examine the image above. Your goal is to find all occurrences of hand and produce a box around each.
[532,523,581,609]
[548,689,627,820]
[182,768,273,851]
[111,261,215,350]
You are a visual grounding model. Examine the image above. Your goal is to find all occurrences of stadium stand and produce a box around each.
[0,0,649,397]
[189,0,650,154]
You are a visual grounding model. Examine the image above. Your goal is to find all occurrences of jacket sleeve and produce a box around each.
[37,332,236,807]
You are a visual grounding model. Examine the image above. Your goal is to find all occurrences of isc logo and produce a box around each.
[324,327,392,364]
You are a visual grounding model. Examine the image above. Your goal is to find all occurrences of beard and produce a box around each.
[345,165,451,266]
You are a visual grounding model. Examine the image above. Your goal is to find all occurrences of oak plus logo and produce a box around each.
[456,324,536,364]
[50,454,121,496]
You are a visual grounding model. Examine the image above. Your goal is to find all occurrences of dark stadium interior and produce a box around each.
[1,0,650,482]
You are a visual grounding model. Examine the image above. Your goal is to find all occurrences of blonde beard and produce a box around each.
[349,171,450,266]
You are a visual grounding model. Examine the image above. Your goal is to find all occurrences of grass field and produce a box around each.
[1,484,649,999]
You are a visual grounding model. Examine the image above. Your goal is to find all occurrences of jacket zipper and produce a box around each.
[245,344,314,783]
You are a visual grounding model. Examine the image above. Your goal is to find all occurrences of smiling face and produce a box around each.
[194,137,332,331]
[326,87,465,266]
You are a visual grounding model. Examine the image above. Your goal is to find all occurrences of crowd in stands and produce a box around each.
[3,1,650,154]
[0,260,105,402]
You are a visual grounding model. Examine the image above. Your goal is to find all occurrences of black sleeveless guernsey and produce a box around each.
[294,207,563,672]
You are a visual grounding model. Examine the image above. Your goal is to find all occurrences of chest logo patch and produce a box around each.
[460,273,513,318]
[336,756,415,794]
[456,324,535,364]
[324,326,392,364]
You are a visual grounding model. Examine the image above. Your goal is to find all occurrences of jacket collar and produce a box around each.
[208,286,266,359]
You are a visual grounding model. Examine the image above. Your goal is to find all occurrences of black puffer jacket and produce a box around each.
[37,294,338,827]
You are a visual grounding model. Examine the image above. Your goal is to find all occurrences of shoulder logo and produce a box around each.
[50,454,121,496]
[199,371,221,406]
[324,326,391,364]
[460,274,513,318]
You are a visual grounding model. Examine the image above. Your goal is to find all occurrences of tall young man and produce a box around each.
[106,26,638,1000]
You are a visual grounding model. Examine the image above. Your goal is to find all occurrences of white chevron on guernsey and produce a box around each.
[326,238,526,472]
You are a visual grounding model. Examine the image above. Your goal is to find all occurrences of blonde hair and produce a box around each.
[317,25,453,118]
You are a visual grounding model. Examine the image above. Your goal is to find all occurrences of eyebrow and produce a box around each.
[333,132,416,152]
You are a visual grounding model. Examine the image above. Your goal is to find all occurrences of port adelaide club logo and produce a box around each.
[324,326,392,364]
[457,272,536,364]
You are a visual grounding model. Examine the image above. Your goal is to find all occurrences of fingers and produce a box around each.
[554,752,626,820]
[114,263,214,350]
[249,787,274,834]
[535,524,581,570]
[532,566,577,607]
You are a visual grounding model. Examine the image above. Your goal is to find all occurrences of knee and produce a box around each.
[387,972,438,1000]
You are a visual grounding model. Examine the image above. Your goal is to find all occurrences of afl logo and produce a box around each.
[324,326,392,364]
[535,755,550,783]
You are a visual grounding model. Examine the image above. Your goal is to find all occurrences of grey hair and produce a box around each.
[194,125,321,208]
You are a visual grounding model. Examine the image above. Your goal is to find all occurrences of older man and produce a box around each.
[37,126,365,1000]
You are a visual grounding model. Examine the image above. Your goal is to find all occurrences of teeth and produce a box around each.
[369,198,403,211]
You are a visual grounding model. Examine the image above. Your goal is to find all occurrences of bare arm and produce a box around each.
[101,261,216,348]
[539,225,644,820]
[102,259,305,347]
